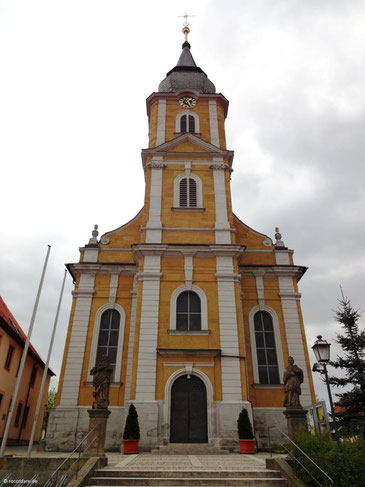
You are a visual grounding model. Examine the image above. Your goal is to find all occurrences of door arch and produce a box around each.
[170,375,208,443]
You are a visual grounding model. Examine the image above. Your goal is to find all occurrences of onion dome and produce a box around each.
[159,41,216,93]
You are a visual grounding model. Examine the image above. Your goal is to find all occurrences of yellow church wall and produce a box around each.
[129,279,144,401]
[162,231,216,245]
[55,295,78,406]
[169,141,208,153]
[216,103,227,149]
[241,252,276,266]
[163,100,211,143]
[224,171,234,228]
[148,100,159,148]
[233,279,249,402]
[98,210,145,251]
[234,216,275,253]
[77,275,135,406]
[97,250,135,264]
[240,275,290,408]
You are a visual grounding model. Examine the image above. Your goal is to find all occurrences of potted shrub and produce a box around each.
[237,408,255,454]
[123,404,140,454]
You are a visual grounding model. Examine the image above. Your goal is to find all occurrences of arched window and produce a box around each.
[179,177,197,207]
[254,311,280,384]
[180,114,195,133]
[176,111,199,134]
[95,309,120,371]
[176,291,201,331]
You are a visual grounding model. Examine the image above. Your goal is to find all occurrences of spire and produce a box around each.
[158,15,215,94]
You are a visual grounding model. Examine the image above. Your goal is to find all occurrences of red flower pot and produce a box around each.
[239,438,255,454]
[123,439,139,454]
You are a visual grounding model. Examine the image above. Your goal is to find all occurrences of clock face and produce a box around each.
[179,96,197,108]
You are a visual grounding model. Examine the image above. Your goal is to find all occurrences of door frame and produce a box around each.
[164,367,213,442]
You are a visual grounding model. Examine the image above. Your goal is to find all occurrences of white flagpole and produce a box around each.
[0,245,51,458]
[27,268,67,458]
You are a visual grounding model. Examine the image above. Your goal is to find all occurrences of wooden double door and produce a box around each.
[170,375,208,443]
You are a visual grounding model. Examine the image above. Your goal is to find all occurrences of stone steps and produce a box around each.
[151,443,229,455]
[88,469,287,486]
[93,470,282,478]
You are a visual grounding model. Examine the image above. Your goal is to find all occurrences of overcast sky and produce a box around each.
[1,0,364,407]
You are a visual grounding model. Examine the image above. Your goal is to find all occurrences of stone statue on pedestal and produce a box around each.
[283,356,304,408]
[282,356,308,438]
[90,355,113,409]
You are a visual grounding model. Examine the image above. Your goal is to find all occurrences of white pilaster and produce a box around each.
[109,273,119,306]
[146,158,165,243]
[278,275,311,406]
[135,255,162,400]
[209,100,220,147]
[59,273,95,406]
[184,255,193,289]
[210,160,231,244]
[155,99,166,146]
[124,276,138,402]
[216,256,242,401]
[255,274,265,308]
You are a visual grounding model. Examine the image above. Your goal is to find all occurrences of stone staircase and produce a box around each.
[88,469,287,486]
[151,443,230,455]
[88,453,288,486]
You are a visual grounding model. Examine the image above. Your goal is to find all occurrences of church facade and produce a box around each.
[46,33,315,451]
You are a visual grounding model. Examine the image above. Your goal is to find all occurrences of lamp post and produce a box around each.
[312,335,344,465]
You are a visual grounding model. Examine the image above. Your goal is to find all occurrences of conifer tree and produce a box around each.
[328,295,365,436]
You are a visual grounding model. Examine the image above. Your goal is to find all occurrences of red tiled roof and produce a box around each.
[0,295,43,362]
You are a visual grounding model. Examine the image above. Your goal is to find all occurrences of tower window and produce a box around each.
[176,291,201,331]
[179,178,197,207]
[254,311,280,384]
[95,309,120,371]
[180,114,195,133]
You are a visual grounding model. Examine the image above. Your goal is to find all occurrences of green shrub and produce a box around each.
[291,433,365,487]
[123,404,140,440]
[237,408,254,439]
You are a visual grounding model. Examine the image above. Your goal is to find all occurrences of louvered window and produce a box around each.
[176,291,201,331]
[180,115,195,133]
[96,309,120,371]
[254,311,280,384]
[179,177,197,207]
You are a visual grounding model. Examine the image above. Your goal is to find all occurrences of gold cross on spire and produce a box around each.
[178,11,195,42]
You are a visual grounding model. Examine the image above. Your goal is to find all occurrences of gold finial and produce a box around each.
[179,11,194,42]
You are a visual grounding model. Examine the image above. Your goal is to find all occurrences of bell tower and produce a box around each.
[47,26,315,452]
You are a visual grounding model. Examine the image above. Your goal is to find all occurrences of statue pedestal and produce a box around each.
[86,409,111,457]
[283,408,308,438]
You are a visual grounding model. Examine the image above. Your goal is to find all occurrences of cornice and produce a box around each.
[67,263,137,278]
[239,265,307,281]
[157,348,221,357]
[132,243,245,261]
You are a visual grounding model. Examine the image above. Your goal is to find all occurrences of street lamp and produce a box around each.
[312,335,344,465]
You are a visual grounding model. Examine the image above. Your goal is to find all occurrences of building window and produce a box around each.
[88,304,125,383]
[0,393,3,408]
[254,311,280,384]
[21,406,29,429]
[176,291,201,331]
[176,111,199,134]
[4,345,14,370]
[180,114,195,133]
[174,173,203,209]
[30,365,37,388]
[179,178,197,207]
[14,402,22,427]
[95,309,120,372]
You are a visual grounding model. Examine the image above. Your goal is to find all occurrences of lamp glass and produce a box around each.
[312,336,330,363]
